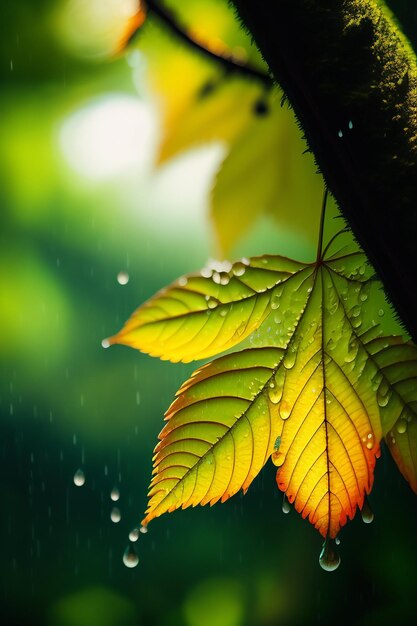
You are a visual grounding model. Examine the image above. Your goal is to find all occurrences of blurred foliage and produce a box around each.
[1,1,417,626]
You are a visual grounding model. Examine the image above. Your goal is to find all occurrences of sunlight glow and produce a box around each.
[59,94,156,180]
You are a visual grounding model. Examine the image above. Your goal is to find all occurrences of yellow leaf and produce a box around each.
[142,347,284,523]
[108,256,309,362]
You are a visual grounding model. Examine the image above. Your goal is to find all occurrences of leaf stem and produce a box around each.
[316,185,328,264]
[141,0,272,86]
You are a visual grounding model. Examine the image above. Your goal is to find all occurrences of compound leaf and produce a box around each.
[109,239,417,543]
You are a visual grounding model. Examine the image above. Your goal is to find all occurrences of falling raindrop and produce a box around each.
[348,120,353,130]
[117,271,129,285]
[110,507,121,523]
[129,528,140,542]
[361,497,374,524]
[73,469,85,487]
[123,543,139,568]
[319,538,341,572]
[282,494,291,514]
[110,486,120,502]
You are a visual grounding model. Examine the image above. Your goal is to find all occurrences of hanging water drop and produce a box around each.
[110,486,120,502]
[205,296,219,310]
[283,348,297,370]
[139,525,148,534]
[129,528,140,542]
[232,261,246,277]
[101,338,110,349]
[110,507,121,523]
[268,381,283,404]
[319,538,341,572]
[73,468,85,487]
[396,418,407,434]
[279,401,291,420]
[282,494,290,514]
[361,497,374,524]
[117,271,129,285]
[338,129,343,138]
[123,544,139,568]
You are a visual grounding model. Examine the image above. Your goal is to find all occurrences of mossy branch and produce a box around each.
[231,0,417,342]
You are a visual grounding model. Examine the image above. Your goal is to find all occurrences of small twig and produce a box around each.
[141,0,272,86]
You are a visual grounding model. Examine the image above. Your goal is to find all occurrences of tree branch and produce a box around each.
[231,0,417,342]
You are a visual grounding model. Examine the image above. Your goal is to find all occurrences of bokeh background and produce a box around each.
[1,1,417,625]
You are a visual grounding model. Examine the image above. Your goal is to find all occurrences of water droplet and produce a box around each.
[351,305,361,318]
[219,272,230,286]
[129,528,140,542]
[178,276,188,287]
[268,380,283,404]
[219,307,228,317]
[110,486,120,502]
[212,272,221,285]
[206,296,219,310]
[283,349,297,370]
[378,308,385,317]
[73,468,85,487]
[319,538,341,572]
[282,494,291,514]
[359,292,368,302]
[117,271,129,285]
[377,380,391,407]
[232,262,246,277]
[361,497,374,524]
[123,544,139,568]
[139,525,148,534]
[338,129,343,138]
[110,507,121,523]
[348,120,353,130]
[335,536,341,546]
[396,418,407,434]
[101,338,110,349]
[201,267,213,278]
[279,401,291,420]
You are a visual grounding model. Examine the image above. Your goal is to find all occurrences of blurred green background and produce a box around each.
[1,1,417,625]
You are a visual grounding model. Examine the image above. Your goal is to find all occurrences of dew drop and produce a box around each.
[396,418,407,434]
[377,381,391,407]
[101,338,110,349]
[335,536,341,546]
[359,291,368,302]
[110,507,121,523]
[378,308,384,317]
[348,120,353,130]
[178,276,188,287]
[139,525,148,534]
[319,538,341,572]
[219,272,230,285]
[73,468,85,487]
[282,494,291,514]
[123,544,139,568]
[110,486,120,502]
[279,401,291,420]
[361,497,374,524]
[117,271,129,285]
[338,129,343,138]
[232,261,246,277]
[268,381,283,404]
[129,528,140,542]
[283,349,297,370]
[201,267,213,278]
[206,296,219,310]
